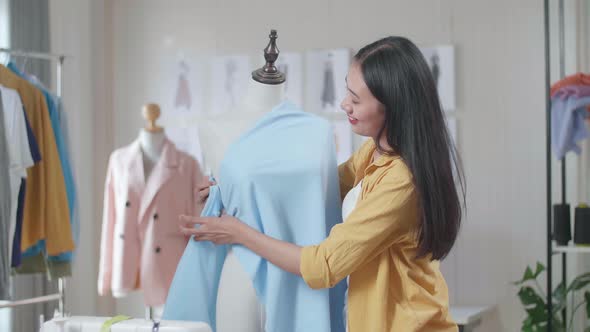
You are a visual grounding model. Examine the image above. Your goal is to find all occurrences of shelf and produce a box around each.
[450,305,493,326]
[553,244,590,254]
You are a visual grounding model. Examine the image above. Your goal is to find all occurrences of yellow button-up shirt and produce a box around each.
[301,140,457,331]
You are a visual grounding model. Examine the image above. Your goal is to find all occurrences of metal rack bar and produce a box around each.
[543,0,553,330]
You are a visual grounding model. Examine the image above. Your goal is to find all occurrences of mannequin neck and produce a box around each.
[139,129,166,163]
[238,78,285,113]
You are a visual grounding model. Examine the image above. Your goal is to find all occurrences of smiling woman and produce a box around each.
[183,36,465,332]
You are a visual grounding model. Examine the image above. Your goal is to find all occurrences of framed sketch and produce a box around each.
[419,46,456,112]
[275,52,304,107]
[306,49,352,114]
[210,55,250,115]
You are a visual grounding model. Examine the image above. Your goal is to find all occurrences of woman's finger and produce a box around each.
[193,234,216,242]
[179,225,198,236]
[179,214,209,225]
[198,187,210,200]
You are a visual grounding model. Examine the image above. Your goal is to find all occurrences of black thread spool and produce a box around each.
[553,204,571,246]
[574,206,590,245]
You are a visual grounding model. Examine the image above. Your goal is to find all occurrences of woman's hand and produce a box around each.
[196,176,216,210]
[180,212,303,276]
[179,213,245,245]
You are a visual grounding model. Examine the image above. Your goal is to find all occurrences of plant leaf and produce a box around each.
[552,282,567,314]
[518,286,547,325]
[514,266,536,285]
[533,262,546,278]
[568,272,590,292]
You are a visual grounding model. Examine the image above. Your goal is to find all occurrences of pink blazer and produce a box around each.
[98,139,202,306]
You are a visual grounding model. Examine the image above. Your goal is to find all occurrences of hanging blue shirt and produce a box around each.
[551,94,590,159]
[163,101,346,332]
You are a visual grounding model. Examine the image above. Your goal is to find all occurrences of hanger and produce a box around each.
[21,55,29,73]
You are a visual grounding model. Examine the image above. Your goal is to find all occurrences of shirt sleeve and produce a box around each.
[301,163,418,289]
[98,156,116,295]
[12,94,35,173]
[338,139,373,201]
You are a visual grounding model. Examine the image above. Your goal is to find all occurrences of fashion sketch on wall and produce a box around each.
[160,52,205,118]
[306,49,351,114]
[419,46,455,111]
[210,55,250,115]
[158,51,205,167]
[275,52,303,107]
[174,59,192,111]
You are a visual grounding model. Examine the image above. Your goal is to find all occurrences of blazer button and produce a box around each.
[125,201,130,207]
[153,213,159,220]
[155,247,161,254]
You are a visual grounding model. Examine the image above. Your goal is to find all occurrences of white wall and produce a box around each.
[45,0,590,331]
[0,0,9,48]
[48,0,113,318]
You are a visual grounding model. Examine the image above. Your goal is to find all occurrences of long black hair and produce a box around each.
[355,36,465,260]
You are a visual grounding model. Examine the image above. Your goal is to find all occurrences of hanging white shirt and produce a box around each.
[0,85,34,262]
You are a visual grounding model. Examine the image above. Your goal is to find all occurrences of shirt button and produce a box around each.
[125,201,130,207]
[119,234,124,240]
[155,247,161,254]
[153,213,159,220]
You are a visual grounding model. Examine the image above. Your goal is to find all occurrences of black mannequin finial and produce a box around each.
[252,29,286,85]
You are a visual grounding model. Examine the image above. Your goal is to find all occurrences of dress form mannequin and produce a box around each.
[139,103,166,319]
[198,31,285,332]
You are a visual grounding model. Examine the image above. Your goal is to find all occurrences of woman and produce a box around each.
[181,36,465,331]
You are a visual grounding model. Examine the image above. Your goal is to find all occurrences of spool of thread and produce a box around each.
[574,205,590,245]
[553,204,571,246]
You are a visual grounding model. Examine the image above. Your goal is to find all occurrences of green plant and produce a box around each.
[514,262,590,332]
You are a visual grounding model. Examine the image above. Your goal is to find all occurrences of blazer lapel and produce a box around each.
[138,139,179,223]
[127,140,146,199]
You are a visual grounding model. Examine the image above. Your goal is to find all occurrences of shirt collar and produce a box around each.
[365,140,399,169]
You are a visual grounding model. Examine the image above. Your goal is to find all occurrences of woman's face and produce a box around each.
[340,62,386,139]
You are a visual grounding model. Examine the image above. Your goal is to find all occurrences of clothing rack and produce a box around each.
[544,0,588,330]
[0,47,69,317]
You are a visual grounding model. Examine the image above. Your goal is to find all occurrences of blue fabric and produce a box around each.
[7,62,77,261]
[22,109,41,163]
[551,94,590,159]
[164,101,346,332]
[11,179,26,267]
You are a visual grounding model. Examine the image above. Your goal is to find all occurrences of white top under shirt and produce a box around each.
[341,180,363,331]
[0,85,34,262]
